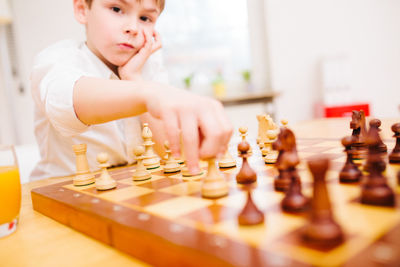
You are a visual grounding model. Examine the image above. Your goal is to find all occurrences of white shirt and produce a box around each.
[30,40,168,180]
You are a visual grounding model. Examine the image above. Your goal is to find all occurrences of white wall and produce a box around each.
[7,0,400,145]
[266,0,400,123]
[10,0,84,144]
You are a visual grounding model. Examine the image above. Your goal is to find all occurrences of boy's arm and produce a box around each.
[73,77,233,174]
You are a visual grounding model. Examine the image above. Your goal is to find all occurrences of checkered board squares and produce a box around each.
[31,138,400,267]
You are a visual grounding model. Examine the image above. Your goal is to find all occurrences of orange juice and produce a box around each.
[0,166,21,225]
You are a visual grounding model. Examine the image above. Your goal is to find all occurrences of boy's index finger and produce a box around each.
[179,113,200,175]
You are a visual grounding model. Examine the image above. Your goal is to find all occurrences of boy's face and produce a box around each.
[75,0,160,69]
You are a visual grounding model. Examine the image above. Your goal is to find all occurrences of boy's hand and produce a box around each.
[118,30,162,81]
[144,85,233,174]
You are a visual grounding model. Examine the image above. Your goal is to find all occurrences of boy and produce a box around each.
[30,0,232,180]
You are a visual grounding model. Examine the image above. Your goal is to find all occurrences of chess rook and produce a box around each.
[302,157,344,247]
[72,144,95,186]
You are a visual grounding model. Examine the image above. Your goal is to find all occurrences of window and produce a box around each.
[157,0,251,95]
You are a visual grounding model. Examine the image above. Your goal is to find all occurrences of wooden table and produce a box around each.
[1,117,398,267]
[0,177,149,267]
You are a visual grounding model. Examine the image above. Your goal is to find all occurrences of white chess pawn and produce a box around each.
[95,152,117,190]
[163,141,181,173]
[264,130,279,164]
[132,146,152,181]
[218,149,236,168]
[202,158,229,198]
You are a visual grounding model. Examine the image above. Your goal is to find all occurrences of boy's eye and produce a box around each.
[140,16,150,22]
[111,7,121,13]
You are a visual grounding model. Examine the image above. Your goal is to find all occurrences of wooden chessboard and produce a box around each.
[31,138,400,267]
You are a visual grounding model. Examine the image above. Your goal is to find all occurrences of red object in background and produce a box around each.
[324,103,370,118]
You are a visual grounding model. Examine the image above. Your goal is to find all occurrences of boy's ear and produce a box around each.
[73,0,89,24]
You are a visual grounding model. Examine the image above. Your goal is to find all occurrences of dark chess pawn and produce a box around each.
[238,186,264,226]
[236,141,257,184]
[302,157,344,247]
[339,136,362,183]
[389,123,400,164]
[361,127,395,207]
[281,173,309,213]
[272,127,300,192]
[363,120,386,173]
[369,119,387,153]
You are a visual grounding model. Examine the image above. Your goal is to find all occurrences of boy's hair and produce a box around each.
[85,0,165,12]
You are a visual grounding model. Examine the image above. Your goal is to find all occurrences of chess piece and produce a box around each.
[363,122,386,173]
[257,114,278,148]
[72,144,95,186]
[281,119,288,127]
[349,110,368,160]
[264,130,279,164]
[361,128,395,207]
[163,141,181,173]
[201,158,229,198]
[142,123,161,170]
[302,157,344,247]
[389,123,400,164]
[95,152,117,190]
[236,141,257,184]
[256,137,262,149]
[272,127,300,192]
[218,150,236,168]
[281,174,309,213]
[369,119,387,153]
[339,136,362,183]
[132,146,152,181]
[238,186,264,225]
[181,165,203,177]
[238,126,252,156]
[397,169,400,186]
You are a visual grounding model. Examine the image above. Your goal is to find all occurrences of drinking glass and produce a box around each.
[0,145,21,238]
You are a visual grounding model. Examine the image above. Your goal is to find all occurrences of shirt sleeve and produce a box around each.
[38,64,91,137]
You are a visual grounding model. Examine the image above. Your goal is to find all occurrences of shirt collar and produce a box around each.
[81,43,119,80]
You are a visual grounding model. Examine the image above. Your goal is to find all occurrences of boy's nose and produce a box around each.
[124,20,139,36]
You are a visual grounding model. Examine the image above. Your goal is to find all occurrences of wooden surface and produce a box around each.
[1,117,399,267]
[218,91,279,107]
[0,176,149,267]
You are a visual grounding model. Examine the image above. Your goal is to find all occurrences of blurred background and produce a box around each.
[0,0,399,181]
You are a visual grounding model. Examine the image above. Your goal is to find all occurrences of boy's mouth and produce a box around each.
[118,43,134,50]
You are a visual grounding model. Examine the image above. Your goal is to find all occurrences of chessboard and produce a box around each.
[31,138,400,267]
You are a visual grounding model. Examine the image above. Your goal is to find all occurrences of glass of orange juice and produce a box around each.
[0,145,21,238]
